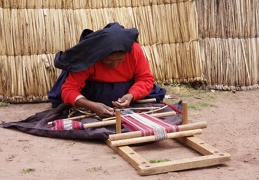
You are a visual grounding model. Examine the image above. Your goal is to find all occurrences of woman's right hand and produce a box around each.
[75,97,114,118]
[91,102,115,118]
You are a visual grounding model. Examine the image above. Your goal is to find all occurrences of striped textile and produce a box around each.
[50,119,83,130]
[122,113,179,140]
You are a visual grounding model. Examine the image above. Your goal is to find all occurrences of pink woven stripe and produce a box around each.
[122,116,153,136]
[141,114,179,132]
[50,119,83,130]
[121,113,179,139]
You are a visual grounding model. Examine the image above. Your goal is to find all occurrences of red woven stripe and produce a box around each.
[122,116,153,136]
[72,121,83,130]
[50,119,83,130]
[141,114,179,132]
[121,113,178,138]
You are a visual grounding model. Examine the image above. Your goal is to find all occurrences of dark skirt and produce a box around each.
[82,79,135,107]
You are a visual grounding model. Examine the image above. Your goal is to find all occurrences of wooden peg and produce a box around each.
[115,109,121,134]
[182,102,188,124]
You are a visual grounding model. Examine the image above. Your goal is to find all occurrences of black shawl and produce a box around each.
[54,22,139,72]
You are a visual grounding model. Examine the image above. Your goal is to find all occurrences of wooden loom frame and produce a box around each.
[106,103,231,176]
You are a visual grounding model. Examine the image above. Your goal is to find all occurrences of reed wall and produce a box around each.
[0,0,258,103]
[197,0,259,90]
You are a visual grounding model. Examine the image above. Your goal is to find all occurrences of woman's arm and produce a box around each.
[128,43,155,100]
[61,70,114,117]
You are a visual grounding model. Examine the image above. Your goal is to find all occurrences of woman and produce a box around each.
[62,42,154,117]
[49,22,165,117]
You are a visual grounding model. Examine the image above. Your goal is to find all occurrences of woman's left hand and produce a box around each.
[112,94,134,108]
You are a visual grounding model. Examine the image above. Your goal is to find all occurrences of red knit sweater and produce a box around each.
[61,43,154,106]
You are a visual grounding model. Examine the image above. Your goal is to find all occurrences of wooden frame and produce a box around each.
[106,103,231,175]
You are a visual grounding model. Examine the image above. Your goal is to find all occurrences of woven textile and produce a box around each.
[50,119,83,130]
[122,113,179,140]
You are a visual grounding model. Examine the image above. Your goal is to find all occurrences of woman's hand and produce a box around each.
[75,98,114,118]
[91,102,115,118]
[112,93,134,108]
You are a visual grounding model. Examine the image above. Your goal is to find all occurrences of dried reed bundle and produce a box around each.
[2,9,14,55]
[170,3,182,42]
[154,4,169,44]
[197,0,259,38]
[102,8,115,25]
[188,1,198,40]
[0,53,60,103]
[200,37,259,90]
[0,56,9,96]
[142,46,159,82]
[161,44,173,83]
[177,2,189,42]
[114,7,135,28]
[142,39,203,84]
[0,8,6,55]
[169,43,179,82]
[138,5,151,45]
[63,9,78,48]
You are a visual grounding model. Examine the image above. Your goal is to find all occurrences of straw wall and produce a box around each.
[0,0,258,103]
[0,0,203,103]
[197,0,259,90]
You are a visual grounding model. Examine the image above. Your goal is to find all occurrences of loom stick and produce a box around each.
[83,111,176,129]
[151,111,176,117]
[135,98,157,103]
[109,129,203,147]
[116,109,121,134]
[120,106,161,111]
[182,102,188,124]
[47,114,96,125]
[102,105,172,121]
[109,121,207,141]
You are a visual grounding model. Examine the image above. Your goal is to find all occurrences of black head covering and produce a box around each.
[54,22,139,72]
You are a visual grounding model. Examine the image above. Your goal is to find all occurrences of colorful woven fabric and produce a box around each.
[122,113,179,140]
[50,119,83,130]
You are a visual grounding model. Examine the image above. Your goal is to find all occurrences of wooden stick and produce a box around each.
[120,106,161,111]
[182,102,188,124]
[83,111,176,129]
[115,109,121,134]
[109,121,207,141]
[151,111,176,117]
[102,105,169,121]
[109,129,203,147]
[47,114,96,125]
[135,98,157,103]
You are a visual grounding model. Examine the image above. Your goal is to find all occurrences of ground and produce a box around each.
[0,86,259,180]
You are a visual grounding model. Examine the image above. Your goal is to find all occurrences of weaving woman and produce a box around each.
[48,22,166,118]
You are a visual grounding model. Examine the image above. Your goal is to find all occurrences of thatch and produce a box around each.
[200,38,259,91]
[197,0,259,90]
[0,0,258,103]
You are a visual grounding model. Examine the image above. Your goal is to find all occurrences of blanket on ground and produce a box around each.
[1,101,182,140]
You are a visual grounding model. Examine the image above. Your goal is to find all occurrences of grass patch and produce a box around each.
[163,83,220,108]
[149,158,171,164]
[198,101,217,108]
[188,101,217,111]
[21,168,35,174]
[86,166,102,172]
[0,102,9,107]
[188,103,200,110]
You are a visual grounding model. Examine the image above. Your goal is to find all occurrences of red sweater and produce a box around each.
[61,43,154,106]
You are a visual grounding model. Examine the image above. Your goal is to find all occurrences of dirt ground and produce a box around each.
[0,87,259,180]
